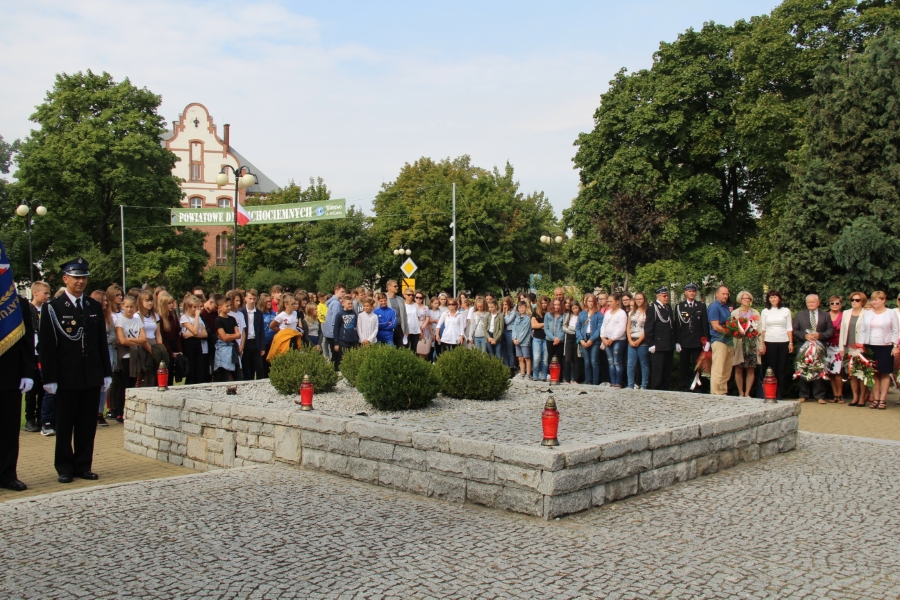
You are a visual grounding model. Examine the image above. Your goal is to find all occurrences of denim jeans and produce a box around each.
[41,392,56,428]
[503,330,515,368]
[605,339,627,386]
[486,337,503,359]
[582,342,601,385]
[474,336,487,352]
[531,338,548,380]
[627,344,651,389]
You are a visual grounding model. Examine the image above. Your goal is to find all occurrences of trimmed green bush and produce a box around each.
[434,346,511,400]
[339,343,377,388]
[356,344,440,410]
[269,348,339,395]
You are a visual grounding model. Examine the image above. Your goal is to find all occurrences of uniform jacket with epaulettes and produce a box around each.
[38,294,111,390]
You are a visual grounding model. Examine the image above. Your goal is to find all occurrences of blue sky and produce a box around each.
[1,0,782,217]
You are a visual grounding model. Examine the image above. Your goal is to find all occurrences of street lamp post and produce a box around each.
[15,199,48,283]
[216,165,258,290]
[539,234,564,282]
[393,245,412,291]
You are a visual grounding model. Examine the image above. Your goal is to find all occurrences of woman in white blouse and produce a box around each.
[839,291,869,406]
[437,299,467,354]
[758,290,793,401]
[859,291,899,410]
[599,293,628,388]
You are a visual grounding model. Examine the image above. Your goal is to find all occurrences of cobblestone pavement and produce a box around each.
[2,432,898,599]
[164,379,770,445]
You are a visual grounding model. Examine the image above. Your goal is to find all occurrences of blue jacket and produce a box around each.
[322,294,344,339]
[544,313,565,343]
[511,313,533,346]
[576,311,604,344]
[373,306,397,344]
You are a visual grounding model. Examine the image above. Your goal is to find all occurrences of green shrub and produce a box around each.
[434,346,511,400]
[269,348,339,395]
[339,343,377,388]
[356,345,440,410]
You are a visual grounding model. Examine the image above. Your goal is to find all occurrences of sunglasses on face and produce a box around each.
[851,298,862,302]
[415,295,424,300]
[830,302,841,305]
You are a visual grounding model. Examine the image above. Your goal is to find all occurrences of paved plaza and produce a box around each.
[0,423,193,501]
[2,431,899,599]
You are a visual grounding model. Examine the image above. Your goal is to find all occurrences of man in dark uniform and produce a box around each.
[675,282,711,393]
[0,288,36,492]
[39,257,112,483]
[645,286,675,390]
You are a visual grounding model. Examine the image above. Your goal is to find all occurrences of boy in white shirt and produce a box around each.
[356,298,379,346]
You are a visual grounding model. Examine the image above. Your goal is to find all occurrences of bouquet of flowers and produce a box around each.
[691,337,713,390]
[723,315,760,348]
[793,332,828,381]
[845,351,877,389]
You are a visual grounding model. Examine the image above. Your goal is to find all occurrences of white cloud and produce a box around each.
[1,0,617,216]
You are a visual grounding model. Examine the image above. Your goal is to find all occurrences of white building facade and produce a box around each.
[162,102,277,266]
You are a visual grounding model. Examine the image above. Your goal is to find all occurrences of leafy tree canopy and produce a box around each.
[3,70,208,291]
[771,30,900,302]
[371,156,559,295]
[238,177,375,291]
[565,0,900,299]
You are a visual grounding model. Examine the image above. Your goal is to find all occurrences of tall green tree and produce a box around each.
[772,31,900,300]
[372,156,559,294]
[565,0,900,295]
[4,70,208,290]
[238,178,376,289]
[566,22,754,291]
[0,134,17,243]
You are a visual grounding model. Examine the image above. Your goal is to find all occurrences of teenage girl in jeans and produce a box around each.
[600,293,628,388]
[531,296,549,381]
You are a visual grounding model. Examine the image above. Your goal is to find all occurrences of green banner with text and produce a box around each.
[171,199,346,225]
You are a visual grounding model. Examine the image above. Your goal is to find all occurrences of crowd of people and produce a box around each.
[5,251,899,494]
[19,278,900,442]
[19,278,898,444]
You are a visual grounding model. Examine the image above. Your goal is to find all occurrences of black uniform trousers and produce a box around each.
[680,346,706,393]
[651,350,673,390]
[0,389,23,484]
[242,338,265,381]
[55,387,101,476]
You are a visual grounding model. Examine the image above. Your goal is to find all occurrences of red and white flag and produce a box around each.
[236,201,252,226]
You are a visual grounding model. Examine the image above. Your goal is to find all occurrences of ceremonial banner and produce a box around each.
[171,199,347,226]
[0,240,25,357]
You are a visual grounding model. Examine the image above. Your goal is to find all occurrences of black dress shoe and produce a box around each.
[75,471,99,480]
[1,479,27,491]
[58,474,73,483]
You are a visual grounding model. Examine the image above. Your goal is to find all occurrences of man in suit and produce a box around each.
[645,286,676,390]
[675,282,711,393]
[0,292,36,492]
[39,257,112,483]
[792,294,834,403]
[240,288,266,380]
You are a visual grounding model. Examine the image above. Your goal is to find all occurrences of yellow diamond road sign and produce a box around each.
[400,258,417,278]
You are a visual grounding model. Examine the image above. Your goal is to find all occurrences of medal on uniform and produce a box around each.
[71,320,76,325]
